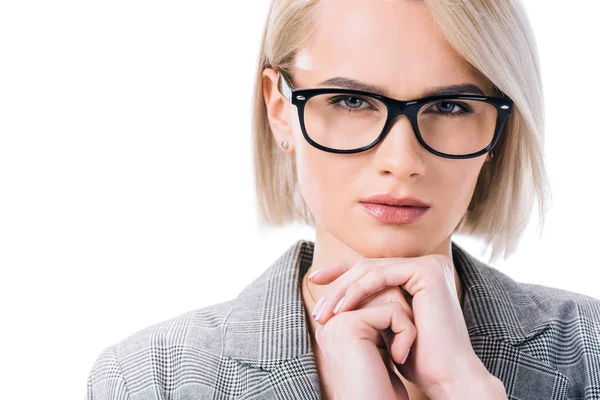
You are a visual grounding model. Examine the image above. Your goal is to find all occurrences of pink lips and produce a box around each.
[359,193,430,224]
[359,193,430,208]
[359,203,430,224]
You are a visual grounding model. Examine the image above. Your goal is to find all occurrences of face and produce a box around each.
[262,0,495,259]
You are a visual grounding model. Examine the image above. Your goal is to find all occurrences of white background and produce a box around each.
[0,1,598,398]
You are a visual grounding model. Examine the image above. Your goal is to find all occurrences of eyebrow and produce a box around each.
[317,77,486,98]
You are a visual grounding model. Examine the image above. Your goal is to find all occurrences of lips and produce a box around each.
[359,193,430,208]
[359,202,430,224]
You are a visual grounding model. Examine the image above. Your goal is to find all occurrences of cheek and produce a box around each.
[292,122,360,221]
[437,159,485,214]
[295,144,349,212]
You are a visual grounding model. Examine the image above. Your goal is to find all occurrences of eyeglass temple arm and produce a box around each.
[277,70,293,102]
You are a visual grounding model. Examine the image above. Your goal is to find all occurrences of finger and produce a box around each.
[312,262,372,323]
[355,286,414,322]
[307,257,366,284]
[310,256,422,284]
[339,264,419,318]
[310,261,372,323]
[315,262,417,324]
[362,289,415,368]
[323,301,417,366]
[361,302,417,366]
[365,302,417,366]
[313,256,448,324]
[334,257,453,320]
[311,253,445,284]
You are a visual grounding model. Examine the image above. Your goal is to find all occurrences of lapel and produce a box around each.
[452,243,570,399]
[223,240,569,399]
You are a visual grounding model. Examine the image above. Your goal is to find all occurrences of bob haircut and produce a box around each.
[251,0,551,264]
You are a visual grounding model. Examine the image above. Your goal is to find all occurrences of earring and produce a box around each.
[281,140,289,150]
[490,151,495,159]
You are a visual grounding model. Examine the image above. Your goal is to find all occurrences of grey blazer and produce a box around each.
[85,240,600,399]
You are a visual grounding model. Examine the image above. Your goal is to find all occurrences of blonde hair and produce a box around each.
[251,0,551,264]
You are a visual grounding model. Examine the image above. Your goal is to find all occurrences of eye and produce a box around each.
[423,100,473,117]
[328,95,372,110]
[436,101,459,113]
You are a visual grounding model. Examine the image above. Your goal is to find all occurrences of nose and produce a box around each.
[372,115,427,179]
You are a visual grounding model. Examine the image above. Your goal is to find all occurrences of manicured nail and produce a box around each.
[312,296,325,318]
[315,300,328,321]
[401,348,410,364]
[333,296,346,314]
[308,268,323,280]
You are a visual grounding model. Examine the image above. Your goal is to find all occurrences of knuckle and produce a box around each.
[326,312,350,335]
[405,321,418,339]
[355,262,369,275]
[324,284,342,300]
[322,285,335,300]
[385,284,401,295]
[389,300,406,313]
[385,286,405,303]
[346,283,368,301]
[389,299,414,323]
[370,267,387,285]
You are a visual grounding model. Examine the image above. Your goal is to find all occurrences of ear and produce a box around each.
[262,68,295,153]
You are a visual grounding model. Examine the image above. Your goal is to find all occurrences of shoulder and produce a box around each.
[481,262,600,330]
[514,279,600,341]
[464,260,600,394]
[85,300,244,399]
[490,264,600,324]
[486,267,600,377]
[516,281,600,388]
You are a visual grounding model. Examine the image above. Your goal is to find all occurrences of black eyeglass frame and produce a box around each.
[277,70,514,159]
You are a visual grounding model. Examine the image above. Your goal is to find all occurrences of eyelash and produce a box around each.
[326,95,378,113]
[423,101,474,117]
[326,95,475,117]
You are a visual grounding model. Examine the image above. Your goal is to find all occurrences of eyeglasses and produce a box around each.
[277,70,513,159]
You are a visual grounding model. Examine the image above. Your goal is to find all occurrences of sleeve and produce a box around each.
[85,345,131,400]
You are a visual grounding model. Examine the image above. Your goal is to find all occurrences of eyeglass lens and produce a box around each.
[303,93,498,155]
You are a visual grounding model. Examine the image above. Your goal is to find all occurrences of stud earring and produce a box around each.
[490,151,495,159]
[281,140,289,150]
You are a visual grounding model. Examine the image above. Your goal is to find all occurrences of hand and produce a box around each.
[311,253,500,398]
[313,285,416,399]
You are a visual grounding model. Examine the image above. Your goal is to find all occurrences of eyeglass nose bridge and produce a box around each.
[375,98,424,147]
[385,94,424,116]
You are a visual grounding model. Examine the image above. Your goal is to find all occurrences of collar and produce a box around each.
[223,240,569,396]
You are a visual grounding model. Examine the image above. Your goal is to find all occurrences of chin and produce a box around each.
[345,231,432,259]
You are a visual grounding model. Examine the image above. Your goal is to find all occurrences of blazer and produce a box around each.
[85,239,600,400]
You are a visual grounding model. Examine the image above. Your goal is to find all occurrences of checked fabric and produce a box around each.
[85,240,600,399]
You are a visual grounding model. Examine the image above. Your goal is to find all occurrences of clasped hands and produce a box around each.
[308,253,507,400]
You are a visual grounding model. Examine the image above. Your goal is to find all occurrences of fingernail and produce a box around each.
[401,348,410,364]
[333,296,345,314]
[315,300,328,321]
[308,268,322,280]
[312,296,325,318]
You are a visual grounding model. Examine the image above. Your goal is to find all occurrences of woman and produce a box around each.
[85,0,600,399]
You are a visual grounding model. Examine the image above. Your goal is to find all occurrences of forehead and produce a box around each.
[295,0,491,97]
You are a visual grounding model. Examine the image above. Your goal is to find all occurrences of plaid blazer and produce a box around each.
[85,240,600,399]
